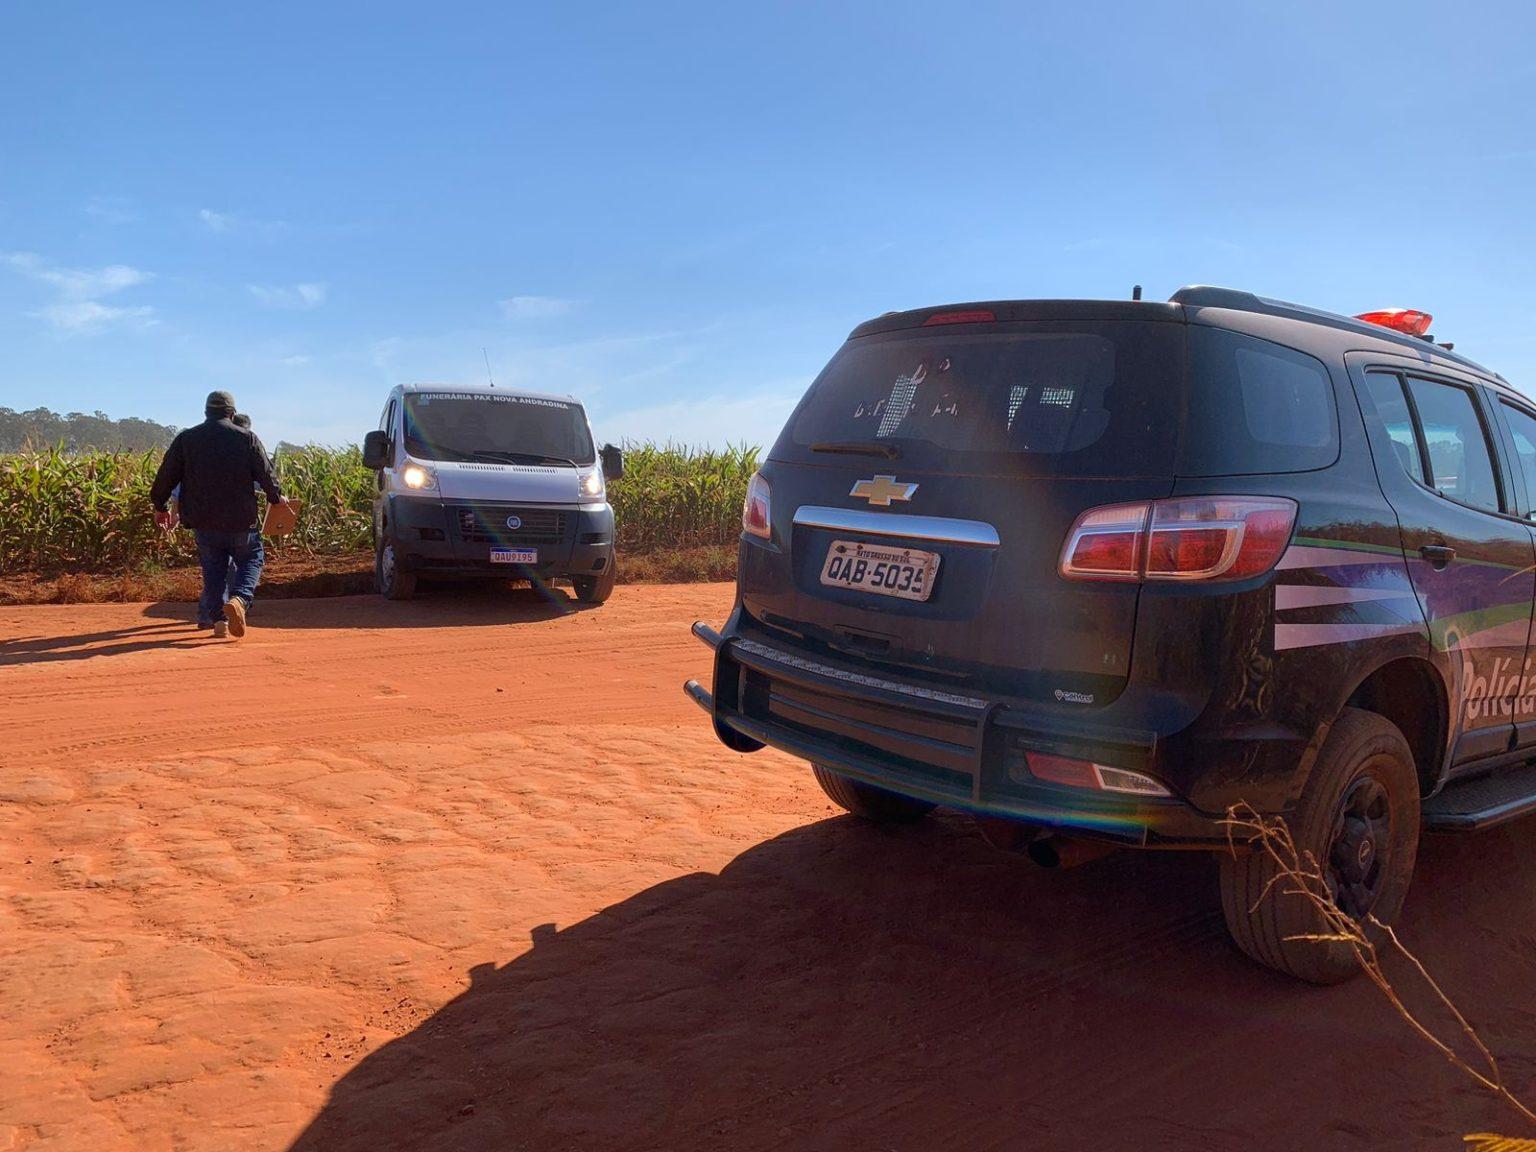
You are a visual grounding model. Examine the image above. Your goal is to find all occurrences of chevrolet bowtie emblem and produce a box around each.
[850,475,918,507]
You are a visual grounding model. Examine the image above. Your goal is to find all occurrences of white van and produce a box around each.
[362,383,623,604]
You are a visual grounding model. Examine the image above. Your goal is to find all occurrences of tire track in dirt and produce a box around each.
[4,588,1531,1151]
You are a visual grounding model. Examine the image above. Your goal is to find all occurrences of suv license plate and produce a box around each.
[491,548,538,564]
[819,540,940,602]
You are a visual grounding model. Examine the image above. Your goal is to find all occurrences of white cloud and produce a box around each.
[1,251,157,336]
[279,354,311,367]
[2,251,151,299]
[33,301,157,334]
[499,295,577,321]
[368,336,404,372]
[248,282,327,309]
[199,207,286,238]
[84,197,138,225]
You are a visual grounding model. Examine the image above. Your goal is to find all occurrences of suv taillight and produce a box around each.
[1060,496,1296,583]
[742,471,772,539]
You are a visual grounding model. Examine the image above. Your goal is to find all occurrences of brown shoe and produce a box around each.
[224,597,247,638]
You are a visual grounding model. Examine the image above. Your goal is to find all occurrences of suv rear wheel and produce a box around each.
[811,763,935,823]
[1219,707,1420,984]
[375,536,417,602]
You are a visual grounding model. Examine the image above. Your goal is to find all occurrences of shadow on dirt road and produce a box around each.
[0,586,592,664]
[0,619,222,665]
[137,580,591,629]
[286,812,1535,1152]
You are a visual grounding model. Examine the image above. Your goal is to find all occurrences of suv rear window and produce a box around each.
[1182,327,1339,475]
[782,321,1184,477]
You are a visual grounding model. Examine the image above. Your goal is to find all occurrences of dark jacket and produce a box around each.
[150,417,282,532]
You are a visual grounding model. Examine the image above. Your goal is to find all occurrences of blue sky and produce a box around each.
[1,1,1532,448]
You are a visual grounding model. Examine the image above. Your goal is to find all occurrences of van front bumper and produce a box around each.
[687,621,1234,848]
[386,495,614,580]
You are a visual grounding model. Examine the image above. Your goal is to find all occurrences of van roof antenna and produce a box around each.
[1132,284,1142,301]
[482,347,495,388]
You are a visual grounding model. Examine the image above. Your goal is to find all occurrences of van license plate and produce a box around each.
[491,549,538,564]
[819,540,940,602]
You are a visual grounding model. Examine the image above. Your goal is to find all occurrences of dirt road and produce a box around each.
[2,586,1534,1150]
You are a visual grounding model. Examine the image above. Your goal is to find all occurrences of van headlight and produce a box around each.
[580,465,605,501]
[401,463,438,491]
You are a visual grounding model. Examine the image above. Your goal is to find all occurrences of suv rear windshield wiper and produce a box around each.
[810,440,902,460]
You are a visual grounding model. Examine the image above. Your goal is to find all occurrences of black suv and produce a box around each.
[687,287,1536,983]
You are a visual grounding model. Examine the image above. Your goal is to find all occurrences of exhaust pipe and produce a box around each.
[975,816,1044,854]
[1027,835,1120,870]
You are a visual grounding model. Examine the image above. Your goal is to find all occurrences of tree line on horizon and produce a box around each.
[0,407,181,454]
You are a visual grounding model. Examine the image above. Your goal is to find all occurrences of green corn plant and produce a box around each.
[1,441,760,574]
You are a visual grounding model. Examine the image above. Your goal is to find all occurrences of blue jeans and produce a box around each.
[195,530,265,625]
[226,535,265,599]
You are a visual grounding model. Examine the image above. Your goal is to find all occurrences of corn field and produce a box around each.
[607,443,759,552]
[0,442,757,573]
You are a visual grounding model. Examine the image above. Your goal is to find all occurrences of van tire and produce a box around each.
[811,763,935,823]
[573,562,616,605]
[376,537,417,602]
[1218,708,1420,985]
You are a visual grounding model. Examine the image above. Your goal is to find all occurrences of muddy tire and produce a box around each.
[811,763,934,823]
[572,561,616,605]
[375,537,417,602]
[1219,708,1420,984]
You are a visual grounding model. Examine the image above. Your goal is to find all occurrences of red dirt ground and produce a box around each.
[2,584,1535,1150]
[0,546,736,606]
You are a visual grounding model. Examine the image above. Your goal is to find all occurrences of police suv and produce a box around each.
[687,287,1536,983]
[363,384,624,603]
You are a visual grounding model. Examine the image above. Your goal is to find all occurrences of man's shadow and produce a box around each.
[0,621,217,666]
[136,580,597,632]
[285,814,1530,1151]
[0,585,596,666]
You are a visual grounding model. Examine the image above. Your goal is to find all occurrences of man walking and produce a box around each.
[150,392,286,639]
[225,413,269,602]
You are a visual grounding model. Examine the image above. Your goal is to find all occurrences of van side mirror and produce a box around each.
[601,443,624,481]
[362,430,391,470]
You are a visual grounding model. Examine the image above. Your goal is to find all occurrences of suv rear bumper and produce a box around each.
[688,622,1232,848]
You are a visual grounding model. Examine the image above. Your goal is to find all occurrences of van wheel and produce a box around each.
[572,562,616,605]
[375,537,417,601]
[811,763,934,823]
[1219,708,1420,984]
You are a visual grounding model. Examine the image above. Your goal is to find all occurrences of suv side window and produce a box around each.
[1184,327,1338,474]
[1499,400,1536,519]
[1361,372,1426,484]
[1405,376,1503,513]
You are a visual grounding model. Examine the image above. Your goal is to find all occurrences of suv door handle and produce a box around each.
[1420,544,1457,568]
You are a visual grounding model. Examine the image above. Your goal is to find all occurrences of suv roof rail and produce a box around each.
[1170,284,1504,381]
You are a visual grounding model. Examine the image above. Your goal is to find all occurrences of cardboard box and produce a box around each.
[262,499,302,537]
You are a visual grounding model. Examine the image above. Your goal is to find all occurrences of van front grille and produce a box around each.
[454,506,567,545]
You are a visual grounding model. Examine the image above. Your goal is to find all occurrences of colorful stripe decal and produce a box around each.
[1274,585,1418,610]
[1276,546,1406,571]
[1274,539,1422,651]
[1275,622,1425,650]
[1289,536,1529,574]
[1273,537,1534,654]
[1429,605,1533,652]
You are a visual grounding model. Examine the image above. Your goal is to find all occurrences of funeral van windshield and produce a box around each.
[403,392,596,466]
